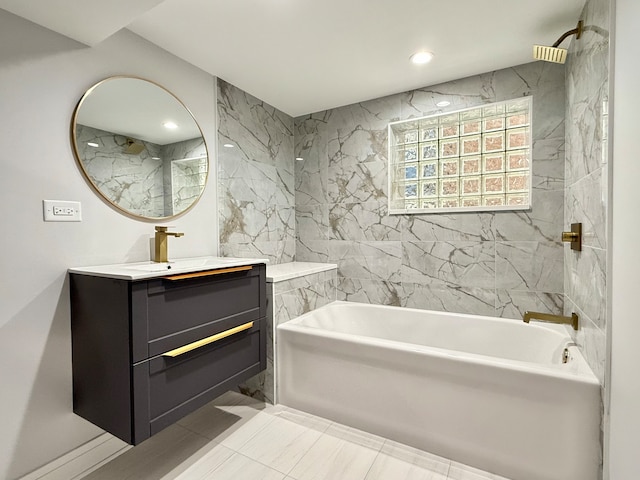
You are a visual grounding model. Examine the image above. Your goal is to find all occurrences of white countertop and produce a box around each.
[69,256,269,280]
[266,262,337,283]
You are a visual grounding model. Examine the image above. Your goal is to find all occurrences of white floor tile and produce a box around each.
[236,414,323,474]
[178,392,273,444]
[170,444,234,480]
[274,407,333,433]
[206,452,286,480]
[288,431,379,480]
[447,462,513,480]
[217,411,276,450]
[380,440,451,472]
[364,441,450,480]
[324,423,386,451]
[34,393,516,480]
[81,425,210,480]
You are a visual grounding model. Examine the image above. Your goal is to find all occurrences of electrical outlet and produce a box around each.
[43,200,82,222]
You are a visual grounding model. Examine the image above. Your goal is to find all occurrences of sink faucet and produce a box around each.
[154,226,184,262]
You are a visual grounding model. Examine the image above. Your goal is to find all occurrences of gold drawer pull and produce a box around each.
[162,321,254,357]
[163,265,252,281]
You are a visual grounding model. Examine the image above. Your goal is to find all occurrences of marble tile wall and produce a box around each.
[239,269,337,403]
[295,62,566,319]
[75,124,164,217]
[76,125,208,217]
[565,0,610,385]
[217,79,296,264]
[160,137,208,216]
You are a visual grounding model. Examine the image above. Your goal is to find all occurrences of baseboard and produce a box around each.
[19,434,130,480]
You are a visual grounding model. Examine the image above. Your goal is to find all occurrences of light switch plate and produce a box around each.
[43,200,82,222]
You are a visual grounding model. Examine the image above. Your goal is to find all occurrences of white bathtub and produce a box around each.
[277,301,601,480]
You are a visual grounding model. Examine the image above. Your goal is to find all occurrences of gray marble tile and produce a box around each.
[295,113,329,207]
[329,202,403,241]
[495,241,564,293]
[566,167,607,250]
[402,241,495,289]
[402,283,496,317]
[329,241,402,283]
[274,271,327,295]
[401,62,564,142]
[493,189,563,243]
[495,290,564,320]
[274,283,330,325]
[564,298,606,385]
[327,159,388,204]
[218,79,293,170]
[297,204,329,242]
[402,213,494,242]
[325,95,401,167]
[75,124,166,218]
[565,0,610,184]
[532,136,565,192]
[295,239,330,263]
[338,278,402,306]
[565,245,607,330]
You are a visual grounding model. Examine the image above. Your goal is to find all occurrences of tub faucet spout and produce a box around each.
[523,311,579,331]
[154,226,184,262]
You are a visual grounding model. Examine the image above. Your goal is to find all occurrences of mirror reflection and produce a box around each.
[71,76,208,220]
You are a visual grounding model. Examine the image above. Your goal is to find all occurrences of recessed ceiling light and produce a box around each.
[87,142,99,148]
[295,157,304,161]
[223,144,234,148]
[436,101,451,107]
[163,121,178,129]
[151,157,161,160]
[410,51,434,65]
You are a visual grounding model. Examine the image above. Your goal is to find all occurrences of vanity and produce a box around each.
[68,257,268,445]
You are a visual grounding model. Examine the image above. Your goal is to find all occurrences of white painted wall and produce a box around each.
[0,11,218,480]
[608,0,640,478]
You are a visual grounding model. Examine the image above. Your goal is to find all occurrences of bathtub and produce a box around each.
[277,301,600,480]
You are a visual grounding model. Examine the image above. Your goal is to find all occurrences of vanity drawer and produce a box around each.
[145,323,263,433]
[145,266,262,342]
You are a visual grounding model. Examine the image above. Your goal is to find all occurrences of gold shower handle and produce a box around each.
[161,321,254,357]
[562,223,582,251]
[562,231,579,242]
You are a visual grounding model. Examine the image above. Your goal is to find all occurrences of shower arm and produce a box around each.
[552,20,583,47]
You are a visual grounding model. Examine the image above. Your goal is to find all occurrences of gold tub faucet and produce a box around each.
[523,311,579,330]
[154,226,184,262]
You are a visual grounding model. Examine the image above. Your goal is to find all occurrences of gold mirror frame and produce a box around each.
[71,76,209,221]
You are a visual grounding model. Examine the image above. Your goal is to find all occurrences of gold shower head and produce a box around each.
[533,45,568,64]
[533,20,583,64]
[124,138,145,155]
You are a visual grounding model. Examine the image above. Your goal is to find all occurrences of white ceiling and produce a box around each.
[0,0,586,117]
[76,77,202,144]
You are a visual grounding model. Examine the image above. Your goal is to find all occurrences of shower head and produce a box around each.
[533,20,583,64]
[124,138,145,155]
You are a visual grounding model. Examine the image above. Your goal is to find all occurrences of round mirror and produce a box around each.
[71,76,209,220]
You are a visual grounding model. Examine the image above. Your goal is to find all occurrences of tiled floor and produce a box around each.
[81,392,511,480]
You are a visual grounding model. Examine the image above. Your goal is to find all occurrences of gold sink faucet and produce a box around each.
[154,226,184,262]
[523,311,579,330]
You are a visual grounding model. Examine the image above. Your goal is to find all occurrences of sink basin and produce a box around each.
[69,256,269,281]
[124,257,249,273]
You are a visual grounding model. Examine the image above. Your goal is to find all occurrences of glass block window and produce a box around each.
[388,97,532,214]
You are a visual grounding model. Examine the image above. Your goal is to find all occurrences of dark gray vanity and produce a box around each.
[69,259,267,445]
